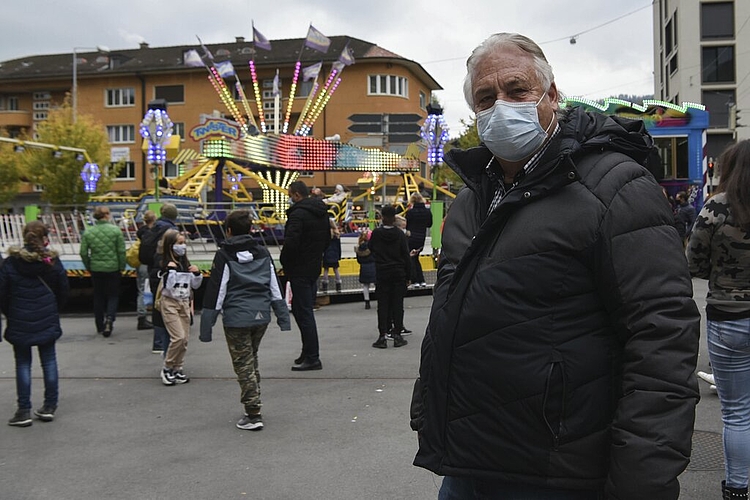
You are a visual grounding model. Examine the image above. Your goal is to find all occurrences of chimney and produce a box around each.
[140,42,149,49]
[235,36,245,43]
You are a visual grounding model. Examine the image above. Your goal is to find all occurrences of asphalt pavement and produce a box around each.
[0,280,725,499]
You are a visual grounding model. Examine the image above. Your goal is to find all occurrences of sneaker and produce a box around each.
[236,414,263,431]
[420,282,428,288]
[161,367,176,386]
[697,371,715,385]
[710,385,718,393]
[393,334,408,348]
[401,327,413,336]
[335,282,342,293]
[372,336,388,349]
[151,348,163,354]
[384,332,393,340]
[173,369,190,384]
[102,318,113,338]
[34,405,56,422]
[8,408,32,427]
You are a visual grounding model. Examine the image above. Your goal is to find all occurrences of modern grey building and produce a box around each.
[654,0,750,161]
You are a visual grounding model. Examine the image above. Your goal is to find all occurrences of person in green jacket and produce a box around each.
[80,206,126,337]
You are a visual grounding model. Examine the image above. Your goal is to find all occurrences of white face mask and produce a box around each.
[476,90,554,162]
[172,243,187,256]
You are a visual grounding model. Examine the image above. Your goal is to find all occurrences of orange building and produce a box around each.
[0,36,441,202]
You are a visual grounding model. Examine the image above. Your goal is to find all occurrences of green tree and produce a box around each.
[23,99,114,206]
[431,117,480,189]
[455,117,480,150]
[0,132,21,205]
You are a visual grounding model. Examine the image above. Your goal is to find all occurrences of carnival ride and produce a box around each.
[88,26,454,235]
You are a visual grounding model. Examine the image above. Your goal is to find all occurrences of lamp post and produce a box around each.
[72,45,109,122]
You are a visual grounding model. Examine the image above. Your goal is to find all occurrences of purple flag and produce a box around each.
[302,62,323,81]
[253,27,272,51]
[183,49,205,67]
[304,25,331,53]
[215,60,236,78]
[338,44,355,66]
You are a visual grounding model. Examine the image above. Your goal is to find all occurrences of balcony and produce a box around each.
[0,110,32,128]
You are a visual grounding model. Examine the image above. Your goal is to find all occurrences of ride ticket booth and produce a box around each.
[565,97,710,209]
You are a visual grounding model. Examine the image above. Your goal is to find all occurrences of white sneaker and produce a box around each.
[697,371,715,385]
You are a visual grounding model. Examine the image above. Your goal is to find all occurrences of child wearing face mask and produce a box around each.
[157,229,203,386]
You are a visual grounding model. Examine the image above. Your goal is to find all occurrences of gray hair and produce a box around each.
[463,33,555,110]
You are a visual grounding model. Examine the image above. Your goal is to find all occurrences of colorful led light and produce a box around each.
[248,60,266,133]
[80,162,101,193]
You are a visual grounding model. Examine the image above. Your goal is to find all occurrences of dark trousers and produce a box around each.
[376,278,406,335]
[14,341,58,410]
[410,253,425,283]
[91,271,121,332]
[438,477,602,500]
[289,276,320,362]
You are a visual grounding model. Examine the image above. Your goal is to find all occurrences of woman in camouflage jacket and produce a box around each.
[686,139,750,499]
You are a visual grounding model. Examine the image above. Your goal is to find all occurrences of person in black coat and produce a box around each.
[354,230,376,309]
[280,180,331,371]
[405,193,433,287]
[0,220,69,426]
[368,205,410,349]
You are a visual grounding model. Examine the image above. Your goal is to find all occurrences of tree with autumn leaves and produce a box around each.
[0,98,116,207]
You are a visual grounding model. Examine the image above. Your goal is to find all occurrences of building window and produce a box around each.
[33,111,48,121]
[294,80,312,98]
[154,85,184,104]
[106,88,135,107]
[233,84,246,101]
[262,90,275,99]
[702,46,735,83]
[665,19,673,54]
[112,161,136,180]
[701,2,734,40]
[263,101,276,110]
[107,125,136,144]
[669,54,678,74]
[33,91,51,100]
[7,96,18,111]
[164,161,179,178]
[368,75,409,97]
[419,91,427,110]
[173,122,185,141]
[263,79,274,88]
[702,89,735,129]
[33,101,50,110]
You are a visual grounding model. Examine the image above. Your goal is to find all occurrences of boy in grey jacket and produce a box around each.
[200,210,290,430]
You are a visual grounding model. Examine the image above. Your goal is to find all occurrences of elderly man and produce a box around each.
[410,33,700,500]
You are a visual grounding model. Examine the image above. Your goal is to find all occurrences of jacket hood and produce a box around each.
[376,226,406,243]
[446,106,655,186]
[7,246,58,277]
[287,197,329,218]
[221,234,260,263]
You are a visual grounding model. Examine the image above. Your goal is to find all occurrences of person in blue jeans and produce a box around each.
[0,220,69,427]
[687,139,750,499]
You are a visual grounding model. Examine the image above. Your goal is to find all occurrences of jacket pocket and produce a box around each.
[542,351,566,450]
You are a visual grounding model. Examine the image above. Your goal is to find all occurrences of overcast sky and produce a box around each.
[0,0,654,138]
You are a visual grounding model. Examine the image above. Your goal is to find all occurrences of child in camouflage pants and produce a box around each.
[200,210,291,430]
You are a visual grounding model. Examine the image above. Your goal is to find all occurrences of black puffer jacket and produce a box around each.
[280,197,331,278]
[0,247,69,347]
[411,107,700,499]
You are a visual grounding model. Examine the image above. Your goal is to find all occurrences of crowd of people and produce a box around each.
[5,29,750,500]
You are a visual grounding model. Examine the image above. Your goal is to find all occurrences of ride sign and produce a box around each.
[189,118,241,141]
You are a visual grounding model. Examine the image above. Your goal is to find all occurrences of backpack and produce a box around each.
[126,239,141,268]
[139,222,170,267]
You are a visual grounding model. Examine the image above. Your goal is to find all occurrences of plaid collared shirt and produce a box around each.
[485,125,561,216]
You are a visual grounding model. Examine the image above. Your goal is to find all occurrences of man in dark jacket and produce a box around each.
[280,181,330,371]
[405,193,433,287]
[368,205,410,348]
[410,33,700,500]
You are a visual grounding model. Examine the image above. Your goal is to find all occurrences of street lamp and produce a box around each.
[72,45,109,122]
